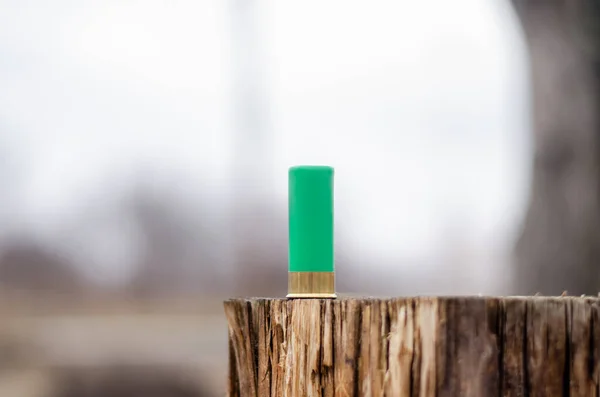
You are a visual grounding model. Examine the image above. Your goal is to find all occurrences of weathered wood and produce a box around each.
[224,297,600,397]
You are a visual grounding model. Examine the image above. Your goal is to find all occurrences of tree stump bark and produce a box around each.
[224,297,600,397]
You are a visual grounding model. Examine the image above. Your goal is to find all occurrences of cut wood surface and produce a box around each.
[224,296,600,397]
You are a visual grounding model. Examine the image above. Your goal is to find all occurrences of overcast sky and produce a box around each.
[0,0,531,292]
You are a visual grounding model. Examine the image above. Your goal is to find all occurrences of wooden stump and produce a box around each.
[224,297,600,397]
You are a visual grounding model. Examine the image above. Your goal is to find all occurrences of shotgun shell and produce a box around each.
[287,165,336,298]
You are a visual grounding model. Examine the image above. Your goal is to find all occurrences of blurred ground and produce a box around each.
[0,296,226,397]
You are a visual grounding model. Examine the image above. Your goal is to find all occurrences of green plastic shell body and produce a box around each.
[288,166,334,273]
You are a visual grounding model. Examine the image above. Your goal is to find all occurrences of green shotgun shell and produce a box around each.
[287,165,336,298]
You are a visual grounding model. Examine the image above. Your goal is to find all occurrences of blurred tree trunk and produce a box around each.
[512,1,600,294]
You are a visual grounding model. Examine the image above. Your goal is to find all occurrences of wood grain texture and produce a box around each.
[224,297,600,397]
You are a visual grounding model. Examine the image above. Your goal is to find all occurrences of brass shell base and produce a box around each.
[287,271,336,299]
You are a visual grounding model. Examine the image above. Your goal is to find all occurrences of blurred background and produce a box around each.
[0,0,598,396]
